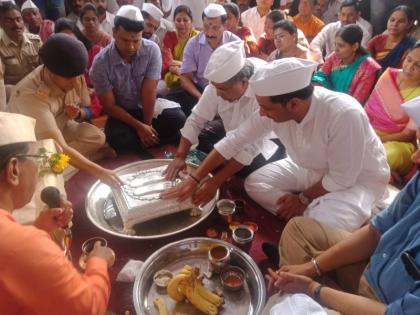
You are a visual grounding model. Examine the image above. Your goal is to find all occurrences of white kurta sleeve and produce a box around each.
[309,24,331,62]
[230,133,263,165]
[214,111,272,163]
[358,18,373,48]
[322,109,369,192]
[180,86,219,145]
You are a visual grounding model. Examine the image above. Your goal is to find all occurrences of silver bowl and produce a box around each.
[133,237,266,315]
[85,159,219,239]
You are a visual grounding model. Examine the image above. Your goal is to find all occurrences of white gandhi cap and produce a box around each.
[203,3,227,18]
[142,3,163,22]
[21,0,38,11]
[204,41,246,84]
[402,96,420,127]
[250,58,317,96]
[116,4,144,22]
[0,112,36,146]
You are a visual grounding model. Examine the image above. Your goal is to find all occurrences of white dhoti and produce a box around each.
[244,159,375,232]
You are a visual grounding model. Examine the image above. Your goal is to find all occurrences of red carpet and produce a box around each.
[65,147,286,314]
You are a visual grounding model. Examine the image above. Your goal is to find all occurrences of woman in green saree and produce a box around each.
[312,24,381,105]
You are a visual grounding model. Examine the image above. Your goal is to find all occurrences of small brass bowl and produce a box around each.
[79,237,108,270]
[153,269,173,289]
[220,266,245,291]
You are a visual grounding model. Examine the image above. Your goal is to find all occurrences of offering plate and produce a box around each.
[85,160,219,239]
[133,237,266,315]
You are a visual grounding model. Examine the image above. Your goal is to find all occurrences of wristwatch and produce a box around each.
[298,192,311,206]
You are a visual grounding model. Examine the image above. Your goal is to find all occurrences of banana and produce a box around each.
[184,285,218,315]
[196,281,223,307]
[166,273,190,302]
[153,297,169,315]
[167,265,223,314]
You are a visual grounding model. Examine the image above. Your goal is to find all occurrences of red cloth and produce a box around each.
[162,31,178,74]
[236,26,260,57]
[39,19,54,43]
[257,35,276,57]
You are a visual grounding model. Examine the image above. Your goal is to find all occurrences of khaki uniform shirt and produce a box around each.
[0,29,42,85]
[8,65,90,139]
[0,62,5,111]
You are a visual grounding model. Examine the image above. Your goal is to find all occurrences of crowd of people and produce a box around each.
[0,0,420,314]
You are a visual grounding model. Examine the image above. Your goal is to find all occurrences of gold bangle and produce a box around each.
[311,257,323,277]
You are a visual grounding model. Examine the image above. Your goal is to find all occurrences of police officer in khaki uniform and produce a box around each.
[0,2,41,102]
[9,34,121,187]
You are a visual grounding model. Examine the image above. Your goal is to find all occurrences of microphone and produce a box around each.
[40,186,73,258]
[40,186,61,208]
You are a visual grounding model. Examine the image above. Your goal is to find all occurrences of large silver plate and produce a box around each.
[133,238,266,315]
[85,160,219,239]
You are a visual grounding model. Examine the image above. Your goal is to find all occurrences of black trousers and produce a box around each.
[105,108,186,154]
[196,117,286,177]
[165,85,203,117]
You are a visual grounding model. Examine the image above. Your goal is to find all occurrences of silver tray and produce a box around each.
[85,160,219,239]
[133,238,266,315]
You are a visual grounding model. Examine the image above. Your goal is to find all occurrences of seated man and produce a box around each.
[9,34,120,186]
[163,58,390,232]
[21,0,54,43]
[0,112,115,315]
[165,3,240,116]
[91,0,115,36]
[236,0,252,13]
[293,0,325,43]
[0,2,41,101]
[262,123,420,315]
[141,2,163,44]
[241,0,274,39]
[90,5,186,154]
[164,41,283,204]
[310,0,372,62]
[315,0,342,24]
[67,0,84,22]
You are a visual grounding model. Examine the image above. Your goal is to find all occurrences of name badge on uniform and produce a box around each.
[35,88,49,98]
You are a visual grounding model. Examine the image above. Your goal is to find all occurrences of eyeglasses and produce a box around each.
[14,154,47,160]
[13,154,48,167]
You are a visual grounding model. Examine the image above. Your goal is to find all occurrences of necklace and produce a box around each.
[396,74,420,100]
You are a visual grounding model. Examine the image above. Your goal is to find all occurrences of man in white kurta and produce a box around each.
[216,61,389,232]
[241,0,274,39]
[164,41,279,204]
[163,58,390,232]
[309,0,372,63]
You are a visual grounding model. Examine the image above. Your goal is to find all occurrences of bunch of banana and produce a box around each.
[167,265,223,315]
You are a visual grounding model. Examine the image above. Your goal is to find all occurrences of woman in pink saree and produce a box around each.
[365,41,420,177]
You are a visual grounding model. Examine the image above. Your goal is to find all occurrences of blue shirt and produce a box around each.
[179,31,240,89]
[90,39,162,111]
[365,172,420,315]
